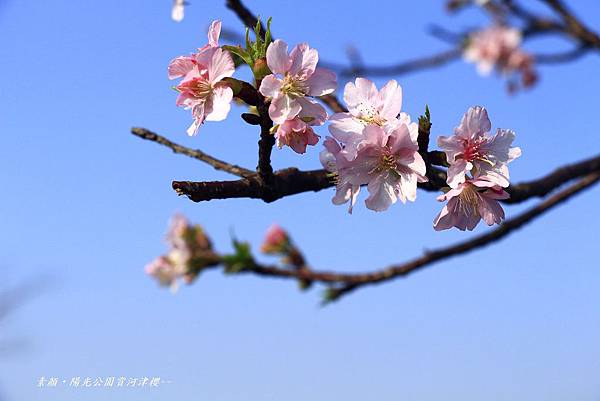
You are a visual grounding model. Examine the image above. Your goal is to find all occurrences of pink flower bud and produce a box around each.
[261,224,290,254]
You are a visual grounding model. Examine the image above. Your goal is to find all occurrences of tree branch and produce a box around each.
[199,171,600,302]
[172,153,600,204]
[131,127,254,178]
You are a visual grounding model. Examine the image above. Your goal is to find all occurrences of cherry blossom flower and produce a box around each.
[323,118,427,212]
[328,78,403,161]
[146,256,182,292]
[464,25,537,89]
[275,119,320,154]
[261,224,290,254]
[259,39,337,125]
[319,137,361,213]
[168,21,234,136]
[464,25,522,75]
[146,215,213,292]
[437,106,521,188]
[274,97,327,154]
[433,177,509,231]
[168,21,221,80]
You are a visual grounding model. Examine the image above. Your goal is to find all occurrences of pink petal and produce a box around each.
[328,113,365,143]
[289,43,318,78]
[446,160,469,188]
[297,97,328,125]
[268,94,302,125]
[456,106,491,139]
[478,196,505,226]
[306,68,337,96]
[207,20,221,47]
[397,172,418,203]
[266,39,291,75]
[365,173,397,211]
[433,203,454,231]
[343,78,377,111]
[259,74,283,98]
[168,56,195,80]
[377,79,402,120]
[481,128,517,163]
[208,48,235,84]
[205,85,233,121]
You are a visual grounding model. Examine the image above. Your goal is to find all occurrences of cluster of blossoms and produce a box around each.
[320,78,427,212]
[434,106,521,230]
[145,215,214,291]
[165,19,522,231]
[464,25,537,91]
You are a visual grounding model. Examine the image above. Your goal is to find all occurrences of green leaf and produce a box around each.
[263,17,273,54]
[222,45,253,67]
[245,27,252,54]
[222,238,255,274]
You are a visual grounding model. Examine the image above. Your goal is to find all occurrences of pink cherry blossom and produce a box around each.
[168,21,234,136]
[274,97,326,154]
[146,215,213,292]
[145,255,184,292]
[438,106,521,188]
[464,25,537,89]
[168,20,221,80]
[433,177,509,231]
[275,119,320,154]
[261,224,290,254]
[320,137,361,213]
[328,78,403,160]
[323,118,427,212]
[464,25,522,75]
[259,39,337,125]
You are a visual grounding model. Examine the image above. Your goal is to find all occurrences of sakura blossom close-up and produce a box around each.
[464,25,538,90]
[4,1,600,400]
[328,78,404,161]
[324,118,427,212]
[438,105,521,189]
[168,20,235,135]
[259,39,337,125]
[433,177,509,231]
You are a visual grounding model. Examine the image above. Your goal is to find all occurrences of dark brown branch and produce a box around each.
[504,153,600,203]
[225,0,262,32]
[320,94,347,113]
[173,168,331,203]
[534,45,590,64]
[256,96,275,180]
[200,171,599,301]
[172,153,600,204]
[539,0,600,49]
[131,127,254,178]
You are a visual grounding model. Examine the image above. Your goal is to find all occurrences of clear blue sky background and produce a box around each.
[1,0,600,400]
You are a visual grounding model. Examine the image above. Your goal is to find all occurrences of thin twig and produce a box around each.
[320,49,462,78]
[534,45,590,64]
[131,127,254,178]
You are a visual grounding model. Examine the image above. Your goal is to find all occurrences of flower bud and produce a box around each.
[260,224,290,254]
[252,57,271,82]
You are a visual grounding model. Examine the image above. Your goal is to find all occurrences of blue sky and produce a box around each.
[1,0,600,400]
